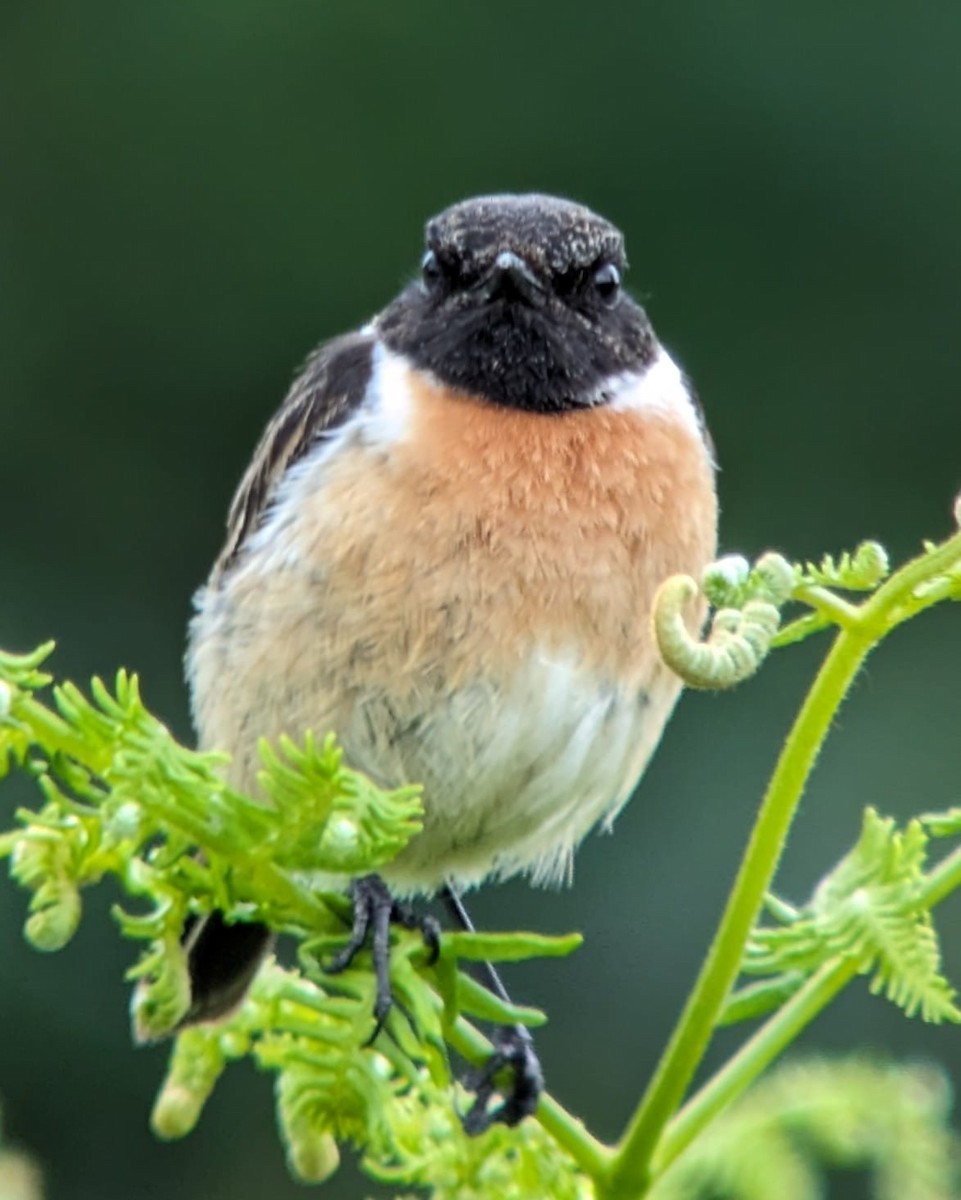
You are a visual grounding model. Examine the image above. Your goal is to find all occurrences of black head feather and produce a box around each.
[377,194,657,413]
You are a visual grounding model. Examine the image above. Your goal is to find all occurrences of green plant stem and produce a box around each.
[600,625,874,1195]
[17,695,93,765]
[598,526,961,1199]
[920,845,961,911]
[10,691,337,930]
[599,627,876,1198]
[650,957,858,1180]
[793,586,862,628]
[771,611,830,648]
[717,972,805,1026]
[860,527,961,630]
[652,832,961,1181]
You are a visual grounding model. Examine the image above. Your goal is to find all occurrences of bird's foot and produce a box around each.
[324,873,440,1037]
[325,876,542,1132]
[462,1024,545,1135]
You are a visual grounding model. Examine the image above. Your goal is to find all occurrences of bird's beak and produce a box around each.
[476,251,546,306]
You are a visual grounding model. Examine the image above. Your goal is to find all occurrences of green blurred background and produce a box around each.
[2,3,960,1197]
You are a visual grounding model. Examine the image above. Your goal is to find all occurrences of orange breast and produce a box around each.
[292,369,718,692]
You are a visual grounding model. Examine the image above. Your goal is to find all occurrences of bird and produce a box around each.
[181,193,718,1131]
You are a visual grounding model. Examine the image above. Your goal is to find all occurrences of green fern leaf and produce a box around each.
[744,810,960,1024]
[796,541,890,591]
[650,1056,960,1200]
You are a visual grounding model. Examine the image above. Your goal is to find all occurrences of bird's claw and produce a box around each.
[462,1025,545,1135]
[324,874,439,1040]
[325,876,543,1131]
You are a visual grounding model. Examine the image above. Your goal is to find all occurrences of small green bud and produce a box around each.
[370,1051,393,1079]
[850,541,889,587]
[24,885,81,951]
[754,553,796,604]
[285,1130,340,1184]
[130,942,192,1044]
[219,1029,250,1058]
[151,1082,206,1140]
[702,555,750,606]
[151,1030,225,1139]
[323,815,360,856]
[104,801,145,844]
[13,836,82,950]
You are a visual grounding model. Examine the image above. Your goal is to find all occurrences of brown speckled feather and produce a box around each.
[215,332,375,578]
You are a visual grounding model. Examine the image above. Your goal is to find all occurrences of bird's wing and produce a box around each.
[214,331,376,577]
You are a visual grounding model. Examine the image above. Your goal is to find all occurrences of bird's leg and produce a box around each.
[325,874,440,1037]
[323,876,543,1130]
[441,884,545,1134]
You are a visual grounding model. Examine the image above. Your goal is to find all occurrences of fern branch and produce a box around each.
[601,519,961,1200]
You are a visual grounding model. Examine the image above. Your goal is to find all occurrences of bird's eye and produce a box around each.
[592,262,621,305]
[421,249,443,290]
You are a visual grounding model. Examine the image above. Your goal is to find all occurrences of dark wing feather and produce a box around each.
[214,331,375,578]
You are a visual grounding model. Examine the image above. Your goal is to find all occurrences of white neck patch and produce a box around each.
[604,347,707,448]
[359,342,416,447]
[298,341,707,466]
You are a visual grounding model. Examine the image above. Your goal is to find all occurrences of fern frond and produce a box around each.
[651,1056,960,1200]
[796,541,890,591]
[0,643,583,1194]
[744,809,960,1023]
[654,574,782,689]
[701,551,796,611]
[921,806,961,838]
[256,732,423,874]
[151,958,592,1198]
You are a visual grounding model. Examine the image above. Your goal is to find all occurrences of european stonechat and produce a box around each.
[182,193,718,1129]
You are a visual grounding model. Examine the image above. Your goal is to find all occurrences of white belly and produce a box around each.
[334,651,681,895]
[190,565,682,896]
